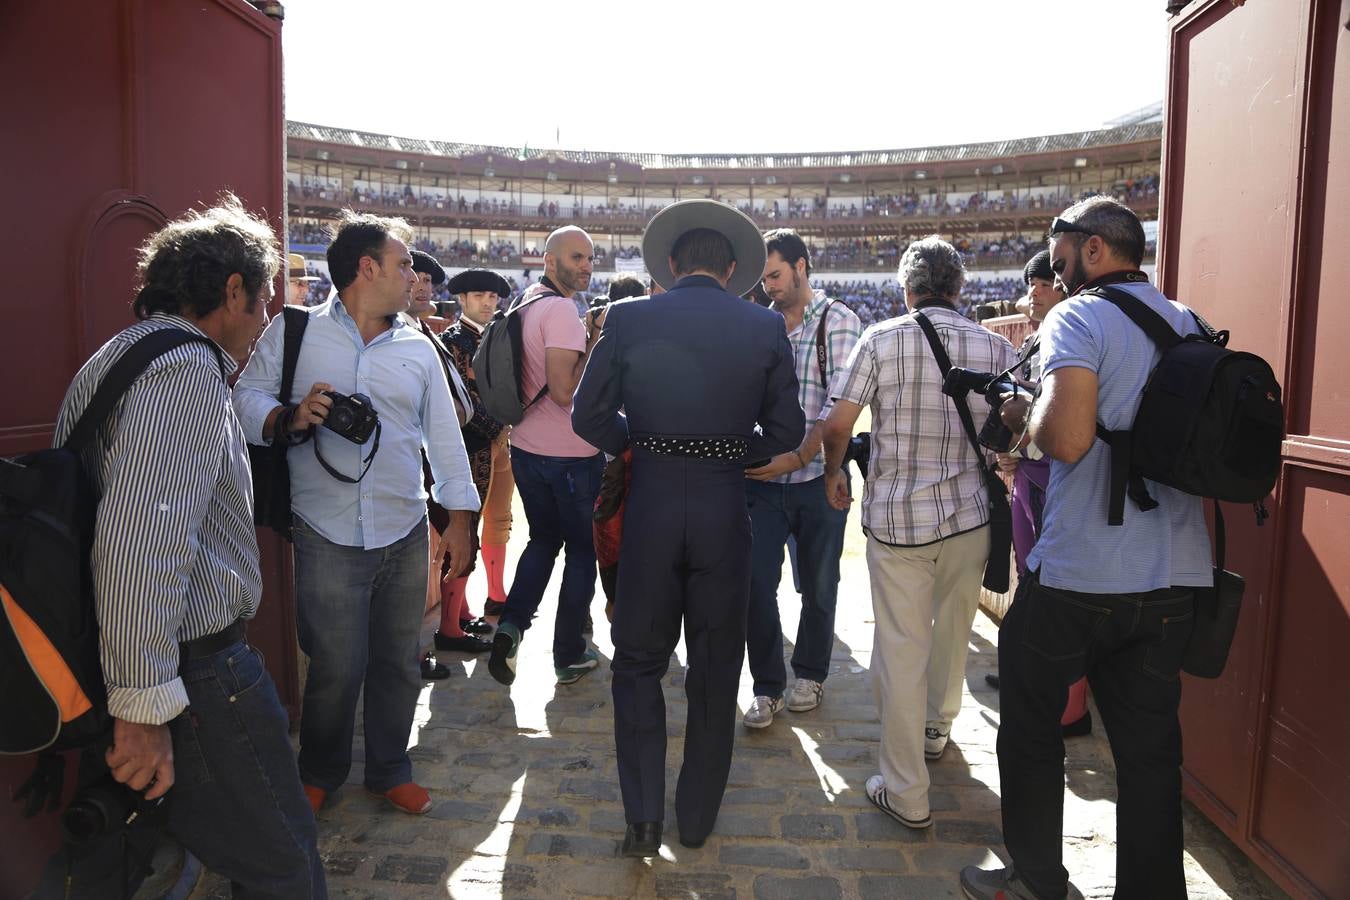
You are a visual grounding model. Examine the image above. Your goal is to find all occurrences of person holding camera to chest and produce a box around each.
[234,211,479,819]
[821,236,1015,832]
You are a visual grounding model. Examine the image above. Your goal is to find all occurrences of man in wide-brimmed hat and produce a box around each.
[287,251,321,306]
[572,200,806,857]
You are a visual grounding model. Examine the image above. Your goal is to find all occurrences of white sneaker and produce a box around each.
[924,726,950,760]
[743,695,784,729]
[864,774,931,829]
[786,678,824,712]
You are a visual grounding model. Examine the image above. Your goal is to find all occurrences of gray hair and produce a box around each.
[1054,194,1146,266]
[898,235,966,302]
[133,192,280,320]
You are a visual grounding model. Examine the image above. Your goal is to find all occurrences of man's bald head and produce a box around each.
[545,226,591,254]
[543,226,595,297]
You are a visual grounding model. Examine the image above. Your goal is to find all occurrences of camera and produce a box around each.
[321,391,379,444]
[942,367,1020,452]
[843,432,871,479]
[61,777,151,844]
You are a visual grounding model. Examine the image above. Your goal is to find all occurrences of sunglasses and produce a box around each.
[1048,217,1096,238]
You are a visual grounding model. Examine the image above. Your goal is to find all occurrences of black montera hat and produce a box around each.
[1023,250,1054,285]
[446,268,513,298]
[410,250,446,285]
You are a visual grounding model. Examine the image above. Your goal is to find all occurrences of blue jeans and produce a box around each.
[293,515,428,793]
[746,475,848,697]
[41,640,326,899]
[502,447,603,668]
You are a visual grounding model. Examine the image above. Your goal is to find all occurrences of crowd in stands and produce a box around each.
[289,173,1160,230]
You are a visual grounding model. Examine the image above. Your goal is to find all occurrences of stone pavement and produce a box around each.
[196,494,1285,899]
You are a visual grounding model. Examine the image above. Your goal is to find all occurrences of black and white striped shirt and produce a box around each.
[54,315,260,725]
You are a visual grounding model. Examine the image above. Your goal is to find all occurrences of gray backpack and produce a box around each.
[471,290,552,425]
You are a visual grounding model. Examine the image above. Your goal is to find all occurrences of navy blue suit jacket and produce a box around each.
[571,274,806,462]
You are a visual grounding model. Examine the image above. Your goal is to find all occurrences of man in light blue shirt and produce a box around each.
[962,197,1210,900]
[234,211,479,818]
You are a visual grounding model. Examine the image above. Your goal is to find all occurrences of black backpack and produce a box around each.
[0,328,218,755]
[471,289,552,426]
[1089,285,1284,527]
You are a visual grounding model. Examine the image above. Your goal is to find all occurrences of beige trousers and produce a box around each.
[866,524,988,811]
[480,438,514,546]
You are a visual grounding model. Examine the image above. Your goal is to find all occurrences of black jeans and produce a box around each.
[997,572,1194,900]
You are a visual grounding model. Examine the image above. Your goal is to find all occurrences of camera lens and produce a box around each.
[61,782,136,844]
[328,407,353,432]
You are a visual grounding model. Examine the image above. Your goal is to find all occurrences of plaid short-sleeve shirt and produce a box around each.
[834,305,1017,546]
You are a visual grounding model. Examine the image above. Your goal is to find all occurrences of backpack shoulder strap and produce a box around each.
[63,328,220,452]
[278,305,310,403]
[1084,285,1183,350]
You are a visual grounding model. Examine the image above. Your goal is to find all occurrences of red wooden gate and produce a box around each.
[0,2,294,896]
[1163,2,1350,896]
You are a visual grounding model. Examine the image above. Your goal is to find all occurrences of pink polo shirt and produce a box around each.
[510,294,599,458]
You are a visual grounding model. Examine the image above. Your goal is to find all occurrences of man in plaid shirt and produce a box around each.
[743,229,863,728]
[821,236,1015,831]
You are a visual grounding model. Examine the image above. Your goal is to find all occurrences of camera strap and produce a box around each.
[911,311,996,482]
[813,299,838,391]
[313,419,381,484]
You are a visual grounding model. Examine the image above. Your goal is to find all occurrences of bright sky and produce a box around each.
[283,0,1171,155]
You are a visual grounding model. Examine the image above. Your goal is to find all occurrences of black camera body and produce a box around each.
[321,391,379,444]
[843,432,871,479]
[942,367,1019,452]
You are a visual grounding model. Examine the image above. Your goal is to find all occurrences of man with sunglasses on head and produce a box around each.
[960,197,1210,900]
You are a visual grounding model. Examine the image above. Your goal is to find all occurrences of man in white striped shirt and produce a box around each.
[51,196,324,896]
[822,236,1015,832]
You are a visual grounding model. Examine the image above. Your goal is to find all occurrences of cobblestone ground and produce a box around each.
[196,492,1285,900]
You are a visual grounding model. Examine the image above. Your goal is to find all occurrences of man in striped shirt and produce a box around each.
[52,196,325,896]
[743,229,863,728]
[822,236,1015,831]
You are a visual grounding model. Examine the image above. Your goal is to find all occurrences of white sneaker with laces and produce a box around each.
[743,695,784,729]
[786,678,824,712]
[864,774,931,829]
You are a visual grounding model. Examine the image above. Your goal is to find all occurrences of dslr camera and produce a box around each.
[942,368,1020,452]
[321,391,379,444]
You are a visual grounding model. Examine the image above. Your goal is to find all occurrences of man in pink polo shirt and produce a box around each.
[488,226,607,687]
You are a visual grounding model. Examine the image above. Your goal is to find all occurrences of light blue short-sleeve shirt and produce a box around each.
[1027,280,1213,593]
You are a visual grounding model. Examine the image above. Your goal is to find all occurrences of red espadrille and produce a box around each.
[370,782,432,815]
[303,784,327,815]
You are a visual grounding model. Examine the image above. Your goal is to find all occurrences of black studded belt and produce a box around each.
[631,435,749,461]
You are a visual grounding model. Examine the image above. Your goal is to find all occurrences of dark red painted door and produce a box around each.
[1162,1,1350,896]
[0,2,292,897]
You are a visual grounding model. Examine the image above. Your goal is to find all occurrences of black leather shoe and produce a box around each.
[483,598,507,617]
[678,833,706,849]
[460,617,493,636]
[621,822,662,857]
[434,631,492,654]
[420,652,450,680]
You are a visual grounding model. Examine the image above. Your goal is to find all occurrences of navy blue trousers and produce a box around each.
[610,453,751,843]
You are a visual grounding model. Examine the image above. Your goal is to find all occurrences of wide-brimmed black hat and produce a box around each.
[446,268,513,298]
[641,200,766,297]
[410,250,446,285]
